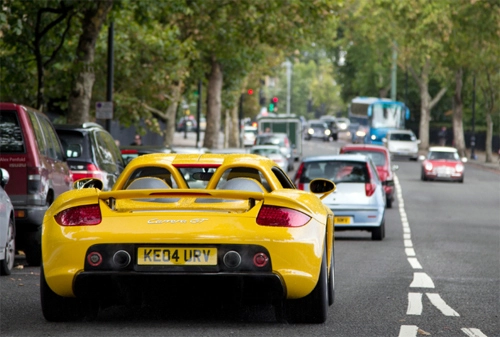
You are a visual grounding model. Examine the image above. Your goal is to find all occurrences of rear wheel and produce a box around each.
[372,220,385,241]
[40,266,84,321]
[24,228,42,266]
[286,248,329,323]
[420,170,427,181]
[386,196,393,208]
[0,218,15,275]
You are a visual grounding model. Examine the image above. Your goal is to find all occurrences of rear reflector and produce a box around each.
[55,204,101,226]
[257,205,310,227]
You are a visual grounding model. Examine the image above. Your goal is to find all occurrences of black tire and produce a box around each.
[328,247,335,306]
[420,170,427,181]
[386,196,393,209]
[286,248,329,323]
[0,217,15,275]
[24,228,42,267]
[372,220,385,241]
[40,266,84,321]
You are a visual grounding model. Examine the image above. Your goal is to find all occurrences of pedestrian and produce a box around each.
[130,134,142,146]
[438,126,447,146]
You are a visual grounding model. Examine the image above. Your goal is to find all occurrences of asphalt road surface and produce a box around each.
[1,136,498,337]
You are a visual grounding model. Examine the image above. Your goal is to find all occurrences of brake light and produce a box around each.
[72,163,104,181]
[365,182,376,197]
[55,204,101,226]
[27,166,42,193]
[257,205,310,227]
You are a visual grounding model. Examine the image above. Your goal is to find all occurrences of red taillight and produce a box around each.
[253,252,269,267]
[257,205,311,227]
[55,204,102,226]
[72,164,104,181]
[294,163,305,188]
[365,182,376,197]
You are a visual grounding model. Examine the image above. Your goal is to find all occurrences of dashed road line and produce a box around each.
[462,328,488,337]
[409,272,435,288]
[407,293,423,315]
[426,293,460,316]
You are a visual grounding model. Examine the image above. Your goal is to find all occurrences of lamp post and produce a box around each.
[470,74,476,160]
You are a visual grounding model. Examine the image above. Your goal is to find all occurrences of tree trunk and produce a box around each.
[203,58,223,149]
[163,80,184,147]
[485,112,493,162]
[452,69,466,157]
[67,0,113,124]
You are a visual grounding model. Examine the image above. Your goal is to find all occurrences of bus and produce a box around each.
[348,96,409,145]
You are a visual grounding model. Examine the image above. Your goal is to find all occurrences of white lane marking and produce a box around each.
[404,239,413,247]
[407,293,423,315]
[403,227,411,233]
[404,233,411,239]
[405,248,416,256]
[409,272,434,289]
[408,257,422,269]
[461,328,488,337]
[426,293,460,316]
[398,325,418,337]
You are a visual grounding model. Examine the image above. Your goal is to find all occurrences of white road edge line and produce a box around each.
[426,293,460,316]
[407,293,423,315]
[461,328,488,337]
[398,325,418,337]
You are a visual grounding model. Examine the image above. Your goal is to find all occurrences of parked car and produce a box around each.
[249,145,290,172]
[243,126,258,147]
[55,123,125,191]
[0,102,73,266]
[176,116,197,132]
[319,116,338,140]
[340,144,398,208]
[383,129,420,161]
[294,154,386,240]
[254,133,294,171]
[305,120,331,141]
[419,146,467,183]
[0,168,15,275]
[120,145,175,165]
[41,153,335,323]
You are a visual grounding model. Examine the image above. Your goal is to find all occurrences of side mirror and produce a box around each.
[74,178,103,190]
[418,155,426,161]
[0,168,9,188]
[309,178,336,200]
[461,157,468,163]
[392,164,399,172]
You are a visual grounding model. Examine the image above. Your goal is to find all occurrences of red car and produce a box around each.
[419,146,466,183]
[340,144,398,208]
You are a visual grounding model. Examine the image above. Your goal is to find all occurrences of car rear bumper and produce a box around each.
[329,208,384,228]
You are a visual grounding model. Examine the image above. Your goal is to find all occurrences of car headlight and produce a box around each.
[424,162,433,171]
[455,164,464,173]
[308,128,314,135]
[371,135,376,140]
[325,129,331,136]
[356,130,366,137]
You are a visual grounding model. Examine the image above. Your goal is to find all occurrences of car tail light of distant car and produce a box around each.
[365,164,377,197]
[294,163,305,190]
[55,204,101,226]
[257,205,311,227]
[71,163,105,181]
[27,166,42,194]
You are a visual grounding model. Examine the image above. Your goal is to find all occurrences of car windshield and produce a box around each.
[343,151,386,166]
[428,151,459,160]
[390,133,414,141]
[250,147,280,156]
[299,161,368,183]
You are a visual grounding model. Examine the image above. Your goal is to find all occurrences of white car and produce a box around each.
[383,129,420,161]
[243,126,258,147]
[249,145,290,172]
[0,168,15,275]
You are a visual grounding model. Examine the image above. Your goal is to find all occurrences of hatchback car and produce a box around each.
[383,129,420,161]
[249,145,290,171]
[419,147,467,183]
[254,133,294,171]
[0,102,73,266]
[340,144,398,208]
[0,168,16,275]
[305,120,331,141]
[294,154,386,240]
[55,123,125,191]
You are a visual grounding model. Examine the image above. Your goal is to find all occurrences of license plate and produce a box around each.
[137,247,217,266]
[335,216,351,224]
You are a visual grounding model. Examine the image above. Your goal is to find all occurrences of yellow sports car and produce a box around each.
[41,153,336,323]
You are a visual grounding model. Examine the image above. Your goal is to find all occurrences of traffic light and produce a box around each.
[247,88,254,95]
[269,97,279,112]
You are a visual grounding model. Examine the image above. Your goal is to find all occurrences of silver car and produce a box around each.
[249,145,290,172]
[294,154,386,240]
[0,168,16,275]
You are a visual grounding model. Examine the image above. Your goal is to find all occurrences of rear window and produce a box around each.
[299,160,368,183]
[56,130,88,160]
[343,151,386,166]
[0,110,25,153]
[390,133,414,141]
[256,135,284,147]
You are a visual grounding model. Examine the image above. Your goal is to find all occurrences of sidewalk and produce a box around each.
[465,149,500,173]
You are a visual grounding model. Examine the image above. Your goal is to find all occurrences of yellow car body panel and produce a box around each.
[42,153,335,312]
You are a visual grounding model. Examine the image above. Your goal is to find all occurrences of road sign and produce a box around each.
[96,101,113,119]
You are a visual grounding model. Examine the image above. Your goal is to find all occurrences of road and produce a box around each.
[1,136,499,337]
